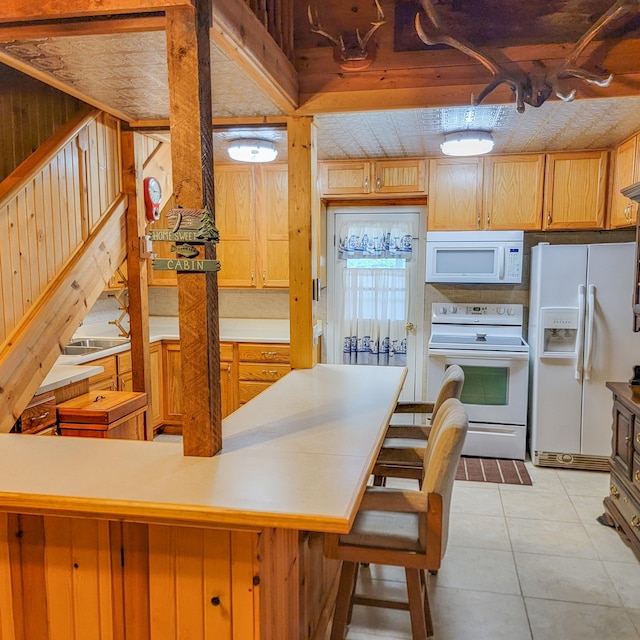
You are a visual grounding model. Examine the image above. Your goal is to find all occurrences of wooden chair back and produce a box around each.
[431,364,465,420]
[418,397,468,568]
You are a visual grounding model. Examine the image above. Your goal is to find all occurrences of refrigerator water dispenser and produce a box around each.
[540,308,580,357]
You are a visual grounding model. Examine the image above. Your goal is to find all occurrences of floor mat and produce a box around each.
[456,457,533,485]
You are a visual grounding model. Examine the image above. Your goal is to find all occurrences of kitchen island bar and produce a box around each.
[0,364,406,640]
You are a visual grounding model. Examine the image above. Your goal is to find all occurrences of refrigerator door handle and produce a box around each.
[575,284,586,380]
[583,284,596,381]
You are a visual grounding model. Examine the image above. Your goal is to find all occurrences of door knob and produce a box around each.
[406,322,415,332]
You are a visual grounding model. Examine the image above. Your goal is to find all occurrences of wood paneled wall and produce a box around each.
[0,64,81,183]
[0,109,121,345]
[0,513,317,640]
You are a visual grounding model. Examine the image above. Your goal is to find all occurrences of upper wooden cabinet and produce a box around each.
[543,151,609,230]
[428,155,545,231]
[149,164,288,289]
[319,159,426,197]
[610,135,639,229]
[483,155,545,231]
[427,157,483,230]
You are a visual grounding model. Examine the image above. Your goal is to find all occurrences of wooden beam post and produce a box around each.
[121,131,153,439]
[287,117,318,369]
[165,1,221,456]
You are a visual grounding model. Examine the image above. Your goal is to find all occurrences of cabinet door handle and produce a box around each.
[487,212,491,227]
[262,270,266,285]
[261,351,278,356]
[376,176,382,191]
[625,435,632,447]
[262,369,279,375]
[477,214,481,229]
[364,176,369,192]
[547,212,552,228]
[33,412,49,421]
[227,364,231,379]
[632,515,640,530]
[251,271,255,287]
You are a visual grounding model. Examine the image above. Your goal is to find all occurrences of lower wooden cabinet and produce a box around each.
[238,342,291,406]
[603,382,640,563]
[149,342,163,431]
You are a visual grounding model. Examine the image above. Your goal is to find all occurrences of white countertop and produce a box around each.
[4,365,406,533]
[46,316,294,392]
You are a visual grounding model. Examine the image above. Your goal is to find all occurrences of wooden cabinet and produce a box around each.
[428,157,483,230]
[162,340,238,428]
[255,164,289,288]
[603,383,640,563]
[319,159,426,197]
[18,392,57,434]
[149,342,163,431]
[88,355,118,391]
[483,154,545,230]
[428,155,545,231]
[219,342,236,419]
[610,135,639,228]
[149,164,289,289]
[117,350,132,391]
[543,151,608,230]
[238,342,291,406]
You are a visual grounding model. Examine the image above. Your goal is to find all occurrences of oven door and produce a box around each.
[427,349,529,426]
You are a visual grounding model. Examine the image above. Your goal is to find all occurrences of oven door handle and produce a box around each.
[583,284,596,381]
[428,349,529,360]
[575,284,586,380]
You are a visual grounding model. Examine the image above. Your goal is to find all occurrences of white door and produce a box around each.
[326,206,425,401]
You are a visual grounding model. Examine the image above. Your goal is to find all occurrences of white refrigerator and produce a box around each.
[528,242,640,469]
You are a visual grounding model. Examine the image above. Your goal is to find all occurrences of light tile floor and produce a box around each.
[345,464,640,640]
[154,434,639,639]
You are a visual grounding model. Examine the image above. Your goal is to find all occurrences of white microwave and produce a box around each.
[425,230,524,284]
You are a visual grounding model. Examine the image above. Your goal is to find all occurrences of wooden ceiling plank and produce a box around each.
[0,15,165,41]
[211,0,298,114]
[0,0,192,23]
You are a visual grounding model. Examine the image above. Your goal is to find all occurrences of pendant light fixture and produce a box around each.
[440,130,494,156]
[227,139,278,163]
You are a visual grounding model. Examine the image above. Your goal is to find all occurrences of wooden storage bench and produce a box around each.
[57,390,147,440]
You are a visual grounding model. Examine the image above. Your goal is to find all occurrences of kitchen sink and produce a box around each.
[61,337,130,356]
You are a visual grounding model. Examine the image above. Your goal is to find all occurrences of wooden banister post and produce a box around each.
[165,1,221,456]
[121,130,153,439]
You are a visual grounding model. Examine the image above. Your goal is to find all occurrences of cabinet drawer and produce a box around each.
[220,342,234,362]
[610,476,640,538]
[21,393,57,434]
[239,363,290,382]
[238,343,290,363]
[88,355,118,390]
[239,381,272,404]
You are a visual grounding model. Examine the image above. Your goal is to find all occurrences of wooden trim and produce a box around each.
[0,195,128,432]
[211,0,298,114]
[0,106,97,205]
[0,1,192,22]
[121,131,153,439]
[0,52,135,123]
[287,117,316,369]
[0,15,164,40]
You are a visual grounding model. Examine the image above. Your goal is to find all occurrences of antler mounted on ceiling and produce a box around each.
[415,0,638,113]
[308,0,386,71]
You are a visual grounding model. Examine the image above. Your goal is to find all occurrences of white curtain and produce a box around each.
[341,267,408,366]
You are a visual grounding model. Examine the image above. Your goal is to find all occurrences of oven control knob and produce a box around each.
[497,306,505,315]
[507,307,516,316]
[439,305,447,314]
[448,305,457,314]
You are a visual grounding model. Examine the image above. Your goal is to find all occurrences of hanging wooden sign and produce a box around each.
[152,258,221,272]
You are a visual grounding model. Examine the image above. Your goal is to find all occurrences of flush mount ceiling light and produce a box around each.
[227,139,278,163]
[440,130,494,156]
